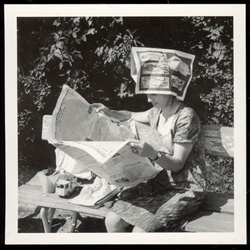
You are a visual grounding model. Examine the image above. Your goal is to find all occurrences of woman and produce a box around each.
[91,93,207,233]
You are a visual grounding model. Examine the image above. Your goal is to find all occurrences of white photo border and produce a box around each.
[5,4,246,244]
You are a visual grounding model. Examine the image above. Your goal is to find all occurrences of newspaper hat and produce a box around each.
[130,47,195,101]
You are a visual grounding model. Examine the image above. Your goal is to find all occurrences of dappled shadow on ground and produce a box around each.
[76,217,107,233]
[18,216,107,233]
[18,218,65,233]
[201,192,234,213]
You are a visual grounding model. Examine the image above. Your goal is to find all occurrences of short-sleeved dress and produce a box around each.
[109,103,207,232]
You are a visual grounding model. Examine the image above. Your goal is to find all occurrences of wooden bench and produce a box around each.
[18,119,234,233]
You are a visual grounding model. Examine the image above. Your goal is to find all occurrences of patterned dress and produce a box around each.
[110,103,207,232]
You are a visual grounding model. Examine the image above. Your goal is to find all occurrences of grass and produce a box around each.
[205,156,234,194]
[18,162,55,187]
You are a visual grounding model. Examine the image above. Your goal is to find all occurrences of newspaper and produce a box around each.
[130,47,195,101]
[129,119,171,154]
[68,176,122,208]
[48,85,133,142]
[48,85,162,188]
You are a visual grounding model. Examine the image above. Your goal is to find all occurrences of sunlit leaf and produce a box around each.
[73,17,80,24]
[75,39,81,44]
[56,41,63,49]
[218,53,224,62]
[50,44,55,54]
[77,54,83,60]
[47,54,53,61]
[213,50,220,58]
[202,26,210,31]
[87,28,95,35]
[54,52,63,61]
[59,62,63,70]
[73,27,80,33]
[81,34,87,42]
[53,32,59,41]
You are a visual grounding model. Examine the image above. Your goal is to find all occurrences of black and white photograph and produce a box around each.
[4,4,246,244]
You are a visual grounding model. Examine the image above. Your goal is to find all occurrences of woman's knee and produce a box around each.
[105,211,129,232]
[132,226,146,233]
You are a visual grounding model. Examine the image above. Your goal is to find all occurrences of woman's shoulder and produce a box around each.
[174,104,201,130]
[173,104,202,142]
[177,104,200,120]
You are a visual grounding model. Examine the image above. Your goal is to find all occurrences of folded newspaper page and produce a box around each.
[129,119,171,154]
[131,47,195,101]
[48,85,134,142]
[48,85,162,187]
[69,176,121,208]
[52,139,161,187]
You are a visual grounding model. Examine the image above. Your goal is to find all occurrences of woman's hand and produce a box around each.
[90,103,131,121]
[129,139,157,160]
[90,103,111,115]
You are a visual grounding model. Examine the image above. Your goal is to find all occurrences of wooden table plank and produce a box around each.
[185,211,234,232]
[19,184,108,218]
[203,192,234,214]
[19,184,234,216]
[202,126,234,158]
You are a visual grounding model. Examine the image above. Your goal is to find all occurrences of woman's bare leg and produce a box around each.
[132,226,146,233]
[105,211,130,232]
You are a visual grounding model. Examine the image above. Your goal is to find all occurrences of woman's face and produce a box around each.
[147,94,174,109]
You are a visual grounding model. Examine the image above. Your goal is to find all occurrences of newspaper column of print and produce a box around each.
[108,148,144,184]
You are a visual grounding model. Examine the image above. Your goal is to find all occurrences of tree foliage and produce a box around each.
[185,17,233,127]
[18,16,233,170]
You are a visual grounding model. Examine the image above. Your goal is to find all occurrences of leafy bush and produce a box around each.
[184,17,233,127]
[205,156,234,194]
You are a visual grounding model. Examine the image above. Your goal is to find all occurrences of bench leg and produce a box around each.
[40,208,79,233]
[48,208,56,227]
[40,207,56,233]
[57,211,79,233]
[68,211,78,233]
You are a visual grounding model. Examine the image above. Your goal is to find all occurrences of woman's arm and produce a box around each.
[153,142,193,172]
[90,103,151,123]
[129,139,193,173]
[131,109,151,123]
